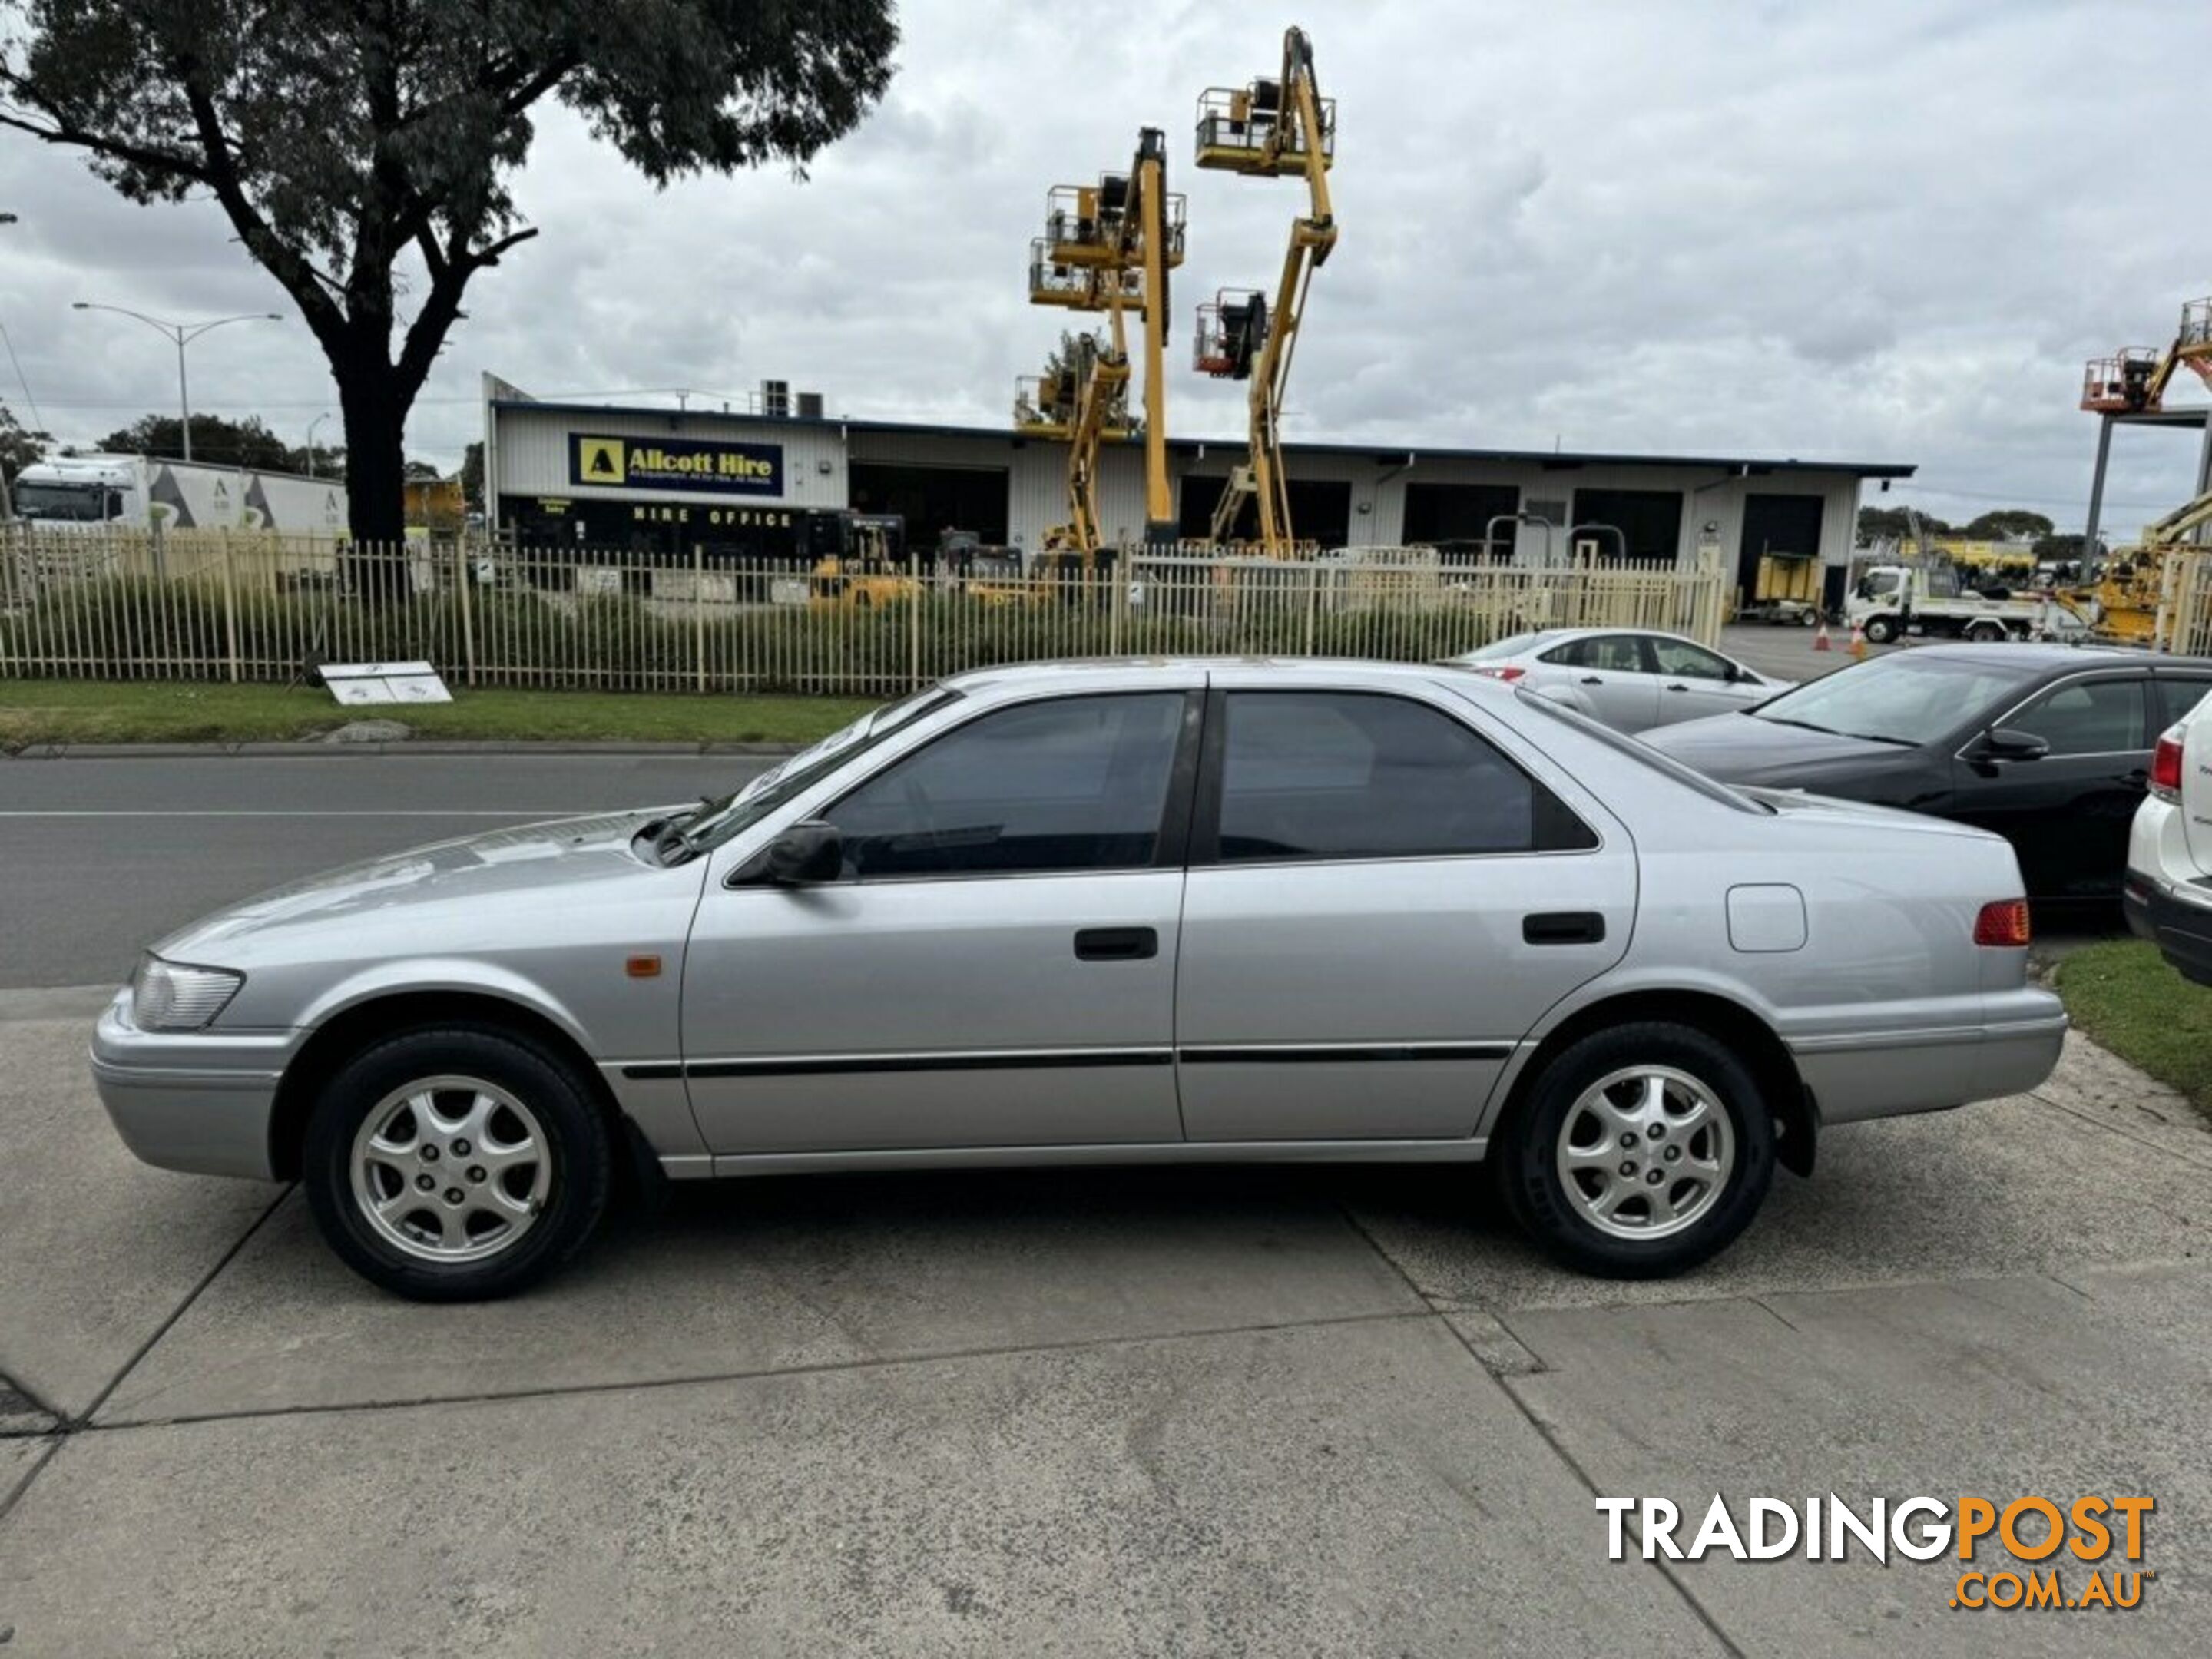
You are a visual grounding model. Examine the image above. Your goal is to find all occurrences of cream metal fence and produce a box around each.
[0,529,1727,695]
[2159,546,2212,657]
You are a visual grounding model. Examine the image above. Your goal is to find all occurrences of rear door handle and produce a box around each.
[1523,912,1606,945]
[1074,926,1157,962]
[1580,676,1604,685]
[1664,682,1690,692]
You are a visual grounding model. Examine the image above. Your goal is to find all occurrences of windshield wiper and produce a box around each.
[1753,716,1841,737]
[1833,730,1919,747]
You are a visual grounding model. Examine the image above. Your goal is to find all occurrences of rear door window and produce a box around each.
[1207,690,1584,862]
[1539,635,1650,674]
[2155,677,2212,730]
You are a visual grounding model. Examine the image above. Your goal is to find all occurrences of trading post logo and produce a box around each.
[1597,1495,2155,1612]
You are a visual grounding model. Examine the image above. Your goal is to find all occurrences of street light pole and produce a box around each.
[306,410,331,478]
[71,303,282,464]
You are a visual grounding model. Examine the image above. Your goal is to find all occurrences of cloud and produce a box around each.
[0,0,2206,535]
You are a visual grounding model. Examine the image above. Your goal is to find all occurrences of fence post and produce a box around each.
[219,530,240,682]
[452,538,477,685]
[908,551,923,690]
[693,543,707,693]
[1303,561,1319,655]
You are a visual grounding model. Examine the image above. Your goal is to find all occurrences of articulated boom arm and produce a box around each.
[1064,300,1136,555]
[2142,487,2212,546]
[1199,28,1337,556]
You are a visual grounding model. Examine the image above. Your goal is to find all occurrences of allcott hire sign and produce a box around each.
[570,434,784,497]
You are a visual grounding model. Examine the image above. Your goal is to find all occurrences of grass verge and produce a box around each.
[0,679,870,749]
[2055,938,2212,1112]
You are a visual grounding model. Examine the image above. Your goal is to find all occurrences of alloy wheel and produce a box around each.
[348,1075,552,1263]
[1554,1065,1734,1241]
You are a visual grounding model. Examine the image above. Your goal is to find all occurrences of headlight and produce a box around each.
[130,955,244,1031]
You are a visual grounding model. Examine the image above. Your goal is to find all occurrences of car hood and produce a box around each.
[155,808,674,959]
[1639,711,1912,779]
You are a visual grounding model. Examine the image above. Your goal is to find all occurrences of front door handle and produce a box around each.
[1580,675,1604,686]
[1074,926,1157,962]
[1664,682,1690,692]
[1523,911,1606,945]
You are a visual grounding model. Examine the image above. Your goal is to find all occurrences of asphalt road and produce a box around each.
[0,753,774,989]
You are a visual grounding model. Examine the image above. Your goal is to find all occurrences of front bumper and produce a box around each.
[89,991,299,1180]
[1789,988,2068,1125]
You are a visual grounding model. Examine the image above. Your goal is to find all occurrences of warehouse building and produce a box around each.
[480,375,1913,603]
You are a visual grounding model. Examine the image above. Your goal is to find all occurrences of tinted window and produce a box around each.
[1649,637,1732,680]
[1541,635,1647,674]
[2003,678,2144,757]
[1214,692,1538,861]
[830,693,1184,878]
[1460,630,1557,662]
[2156,677,2212,730]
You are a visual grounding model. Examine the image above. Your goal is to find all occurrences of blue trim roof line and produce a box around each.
[486,399,1916,479]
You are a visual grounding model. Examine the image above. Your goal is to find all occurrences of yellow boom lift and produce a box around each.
[1191,26,1337,556]
[1025,130,1185,565]
[2079,296,2212,414]
[2074,292,2212,643]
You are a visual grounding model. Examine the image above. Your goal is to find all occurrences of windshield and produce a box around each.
[1750,654,2030,747]
[1855,570,1900,599]
[1459,631,1556,662]
[680,684,961,852]
[14,482,111,522]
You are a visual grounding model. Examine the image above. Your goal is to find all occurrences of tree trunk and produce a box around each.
[333,353,409,603]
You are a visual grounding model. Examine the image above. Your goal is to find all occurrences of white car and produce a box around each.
[1446,628,1790,733]
[2124,700,2212,987]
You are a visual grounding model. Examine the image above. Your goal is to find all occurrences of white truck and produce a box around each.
[8,453,346,538]
[1843,561,2065,644]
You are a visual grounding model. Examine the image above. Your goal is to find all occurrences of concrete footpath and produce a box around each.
[1,986,2205,1655]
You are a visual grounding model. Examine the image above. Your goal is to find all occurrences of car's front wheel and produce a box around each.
[1497,1022,1774,1277]
[1861,614,1900,644]
[302,1027,613,1301]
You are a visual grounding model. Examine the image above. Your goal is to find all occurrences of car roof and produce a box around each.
[939,656,1505,692]
[1878,642,2212,673]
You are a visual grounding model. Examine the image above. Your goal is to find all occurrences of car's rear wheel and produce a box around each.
[1965,619,2007,643]
[1497,1022,1774,1277]
[303,1027,612,1301]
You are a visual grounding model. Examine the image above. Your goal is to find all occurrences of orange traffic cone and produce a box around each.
[1813,621,1832,652]
[1848,622,1867,660]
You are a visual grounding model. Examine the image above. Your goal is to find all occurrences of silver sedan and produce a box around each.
[1445,628,1790,732]
[94,659,2063,1300]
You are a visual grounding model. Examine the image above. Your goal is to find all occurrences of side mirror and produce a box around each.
[736,821,843,886]
[1978,727,2050,763]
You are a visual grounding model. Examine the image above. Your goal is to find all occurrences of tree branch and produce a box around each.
[393,226,538,400]
[0,106,210,182]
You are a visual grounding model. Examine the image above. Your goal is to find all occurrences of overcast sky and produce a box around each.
[0,0,2204,533]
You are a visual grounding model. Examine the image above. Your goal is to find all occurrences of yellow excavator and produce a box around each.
[1025,129,1184,571]
[1191,26,1336,557]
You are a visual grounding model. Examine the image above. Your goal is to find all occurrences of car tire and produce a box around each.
[1496,1021,1774,1278]
[302,1025,614,1302]
[1965,620,2006,643]
[1861,614,1900,644]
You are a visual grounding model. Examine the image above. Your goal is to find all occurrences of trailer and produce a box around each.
[8,453,346,537]
[1734,552,1822,625]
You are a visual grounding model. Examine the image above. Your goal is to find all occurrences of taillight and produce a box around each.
[2151,728,2183,802]
[1472,665,1526,681]
[1973,899,2032,948]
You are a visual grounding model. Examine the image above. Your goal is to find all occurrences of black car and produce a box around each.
[1640,644,2212,902]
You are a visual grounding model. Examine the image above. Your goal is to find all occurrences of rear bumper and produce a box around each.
[1789,990,2067,1125]
[89,992,295,1180]
[2124,869,2212,988]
